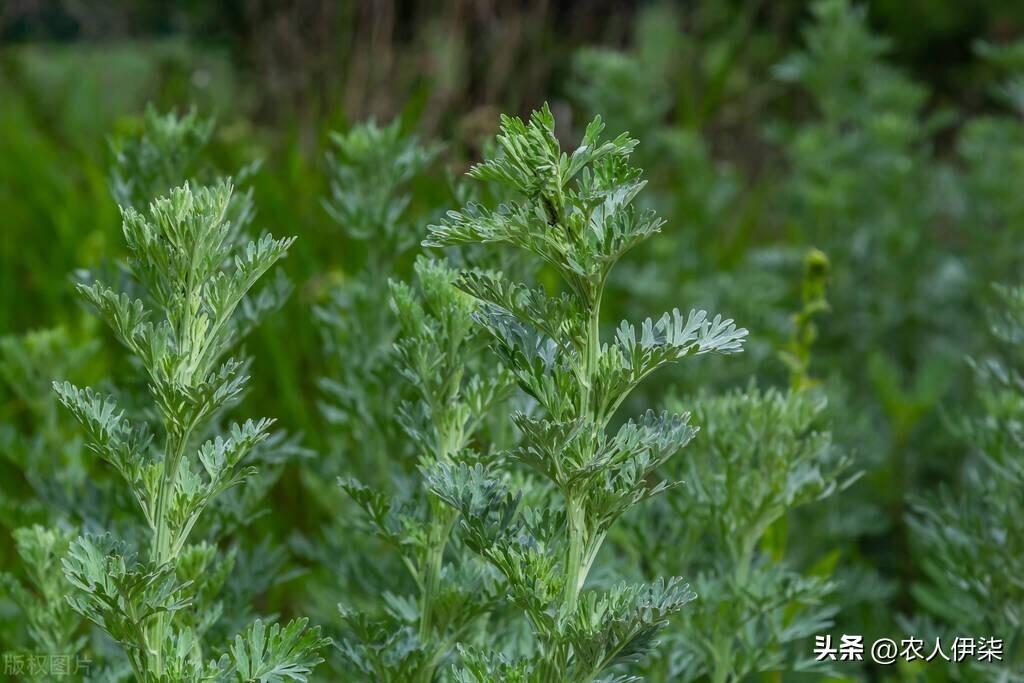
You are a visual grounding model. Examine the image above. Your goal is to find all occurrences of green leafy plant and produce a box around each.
[423,104,747,681]
[910,283,1024,680]
[602,245,850,682]
[298,121,444,653]
[769,0,968,637]
[771,0,972,408]
[957,38,1024,297]
[8,6,1024,680]
[621,384,853,682]
[335,256,511,681]
[315,120,440,486]
[1,107,299,678]
[109,105,217,211]
[568,4,796,391]
[0,328,102,532]
[53,182,328,680]
[779,248,830,391]
[0,525,85,671]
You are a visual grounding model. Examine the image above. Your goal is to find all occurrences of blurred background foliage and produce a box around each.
[2,0,1024,681]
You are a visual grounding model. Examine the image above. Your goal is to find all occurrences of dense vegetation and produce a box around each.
[2,1,1023,681]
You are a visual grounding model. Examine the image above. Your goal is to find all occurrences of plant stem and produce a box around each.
[148,425,192,676]
[562,498,588,617]
[711,661,730,683]
[416,409,463,681]
[419,500,456,643]
[560,286,604,621]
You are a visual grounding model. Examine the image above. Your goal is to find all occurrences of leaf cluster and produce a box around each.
[424,104,746,681]
[50,179,327,681]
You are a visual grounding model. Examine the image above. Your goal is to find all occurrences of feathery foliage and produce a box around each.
[315,120,441,485]
[53,181,328,681]
[424,104,747,681]
[5,5,1024,681]
[335,256,511,681]
[910,283,1024,680]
